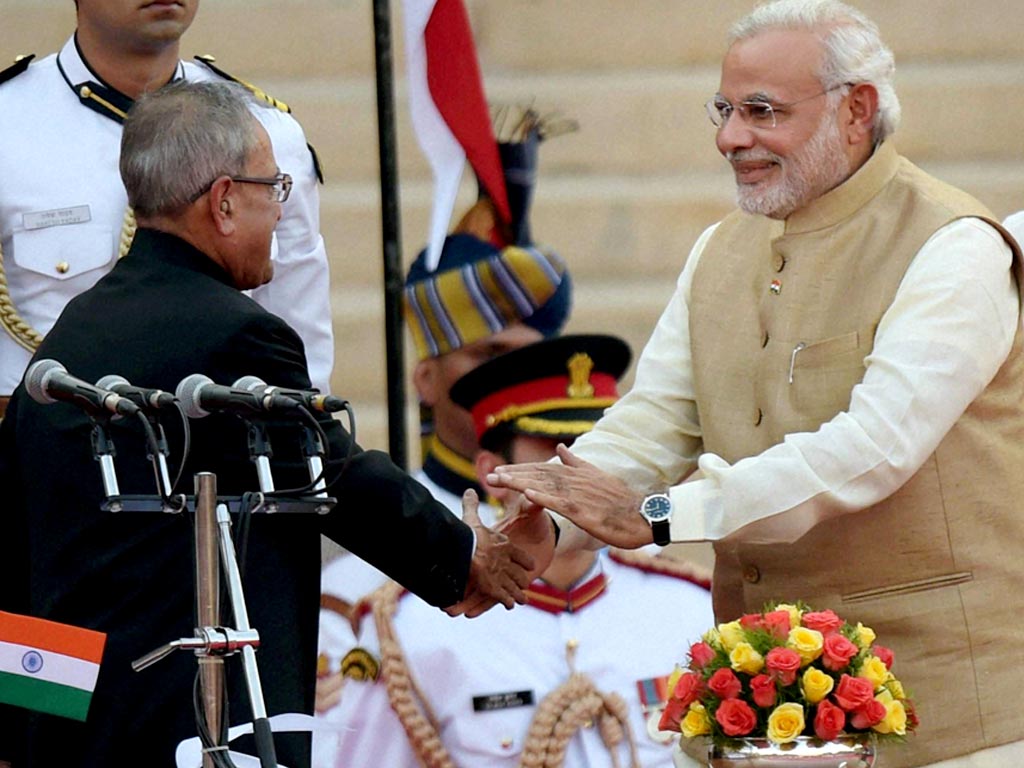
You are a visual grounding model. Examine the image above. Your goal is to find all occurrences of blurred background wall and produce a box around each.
[5,0,1024,456]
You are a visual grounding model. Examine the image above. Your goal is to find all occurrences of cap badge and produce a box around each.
[566,352,594,398]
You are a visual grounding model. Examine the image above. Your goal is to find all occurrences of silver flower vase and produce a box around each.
[710,736,874,767]
[674,736,875,768]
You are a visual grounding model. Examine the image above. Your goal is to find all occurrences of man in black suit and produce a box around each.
[0,80,550,767]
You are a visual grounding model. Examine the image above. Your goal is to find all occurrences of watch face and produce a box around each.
[642,495,671,521]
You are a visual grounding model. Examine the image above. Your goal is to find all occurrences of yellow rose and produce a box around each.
[787,627,824,665]
[703,627,722,647]
[730,642,765,675]
[855,622,876,649]
[858,656,889,690]
[718,621,745,652]
[766,702,805,744]
[665,664,685,698]
[800,666,835,704]
[776,603,803,628]
[681,702,713,738]
[872,690,908,735]
[886,677,906,700]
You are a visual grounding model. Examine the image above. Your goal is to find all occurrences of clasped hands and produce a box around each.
[445,445,654,618]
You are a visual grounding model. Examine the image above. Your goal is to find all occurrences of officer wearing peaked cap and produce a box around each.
[319,334,714,768]
[0,0,334,417]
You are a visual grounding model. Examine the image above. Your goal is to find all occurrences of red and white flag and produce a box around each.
[402,0,510,270]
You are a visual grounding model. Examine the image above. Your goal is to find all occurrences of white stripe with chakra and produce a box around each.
[0,640,99,692]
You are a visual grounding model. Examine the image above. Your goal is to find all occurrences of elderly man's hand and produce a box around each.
[444,490,534,618]
[487,443,654,549]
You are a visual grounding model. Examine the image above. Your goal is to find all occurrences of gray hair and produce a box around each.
[729,0,900,143]
[120,80,261,217]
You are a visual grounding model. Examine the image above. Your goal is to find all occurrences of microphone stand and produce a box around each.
[133,472,277,768]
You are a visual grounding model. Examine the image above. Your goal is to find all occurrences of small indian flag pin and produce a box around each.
[0,611,107,721]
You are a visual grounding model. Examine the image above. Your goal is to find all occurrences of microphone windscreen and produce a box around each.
[175,373,213,419]
[25,359,65,405]
[96,374,130,391]
[232,375,266,393]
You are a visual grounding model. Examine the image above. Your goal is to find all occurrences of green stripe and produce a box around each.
[0,670,92,721]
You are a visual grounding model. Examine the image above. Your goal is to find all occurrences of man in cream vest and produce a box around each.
[488,2,1024,766]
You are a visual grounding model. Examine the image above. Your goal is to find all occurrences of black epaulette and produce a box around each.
[0,54,35,87]
[193,54,291,113]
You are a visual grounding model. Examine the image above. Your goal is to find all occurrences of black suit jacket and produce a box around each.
[0,229,474,766]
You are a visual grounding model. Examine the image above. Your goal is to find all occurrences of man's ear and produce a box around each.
[844,82,878,147]
[474,450,506,502]
[208,177,236,236]
[412,358,442,407]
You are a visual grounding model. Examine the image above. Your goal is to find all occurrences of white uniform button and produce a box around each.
[79,85,92,99]
[56,261,70,274]
[500,736,514,749]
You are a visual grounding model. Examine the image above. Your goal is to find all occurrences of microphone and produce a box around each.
[233,376,348,414]
[96,375,177,411]
[175,374,266,419]
[26,359,140,417]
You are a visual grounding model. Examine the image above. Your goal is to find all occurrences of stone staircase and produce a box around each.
[5,0,1024,454]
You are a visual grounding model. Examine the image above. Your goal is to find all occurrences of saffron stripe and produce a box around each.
[0,670,93,721]
[0,611,105,663]
[0,641,100,692]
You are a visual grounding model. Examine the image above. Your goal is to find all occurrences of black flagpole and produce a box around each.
[372,0,408,469]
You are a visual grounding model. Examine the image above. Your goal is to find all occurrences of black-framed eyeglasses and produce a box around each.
[705,84,849,130]
[190,171,293,203]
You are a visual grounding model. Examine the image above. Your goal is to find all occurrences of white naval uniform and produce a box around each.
[0,37,334,394]
[319,551,714,768]
[313,467,500,766]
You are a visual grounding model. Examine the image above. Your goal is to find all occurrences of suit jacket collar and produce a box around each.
[127,228,237,288]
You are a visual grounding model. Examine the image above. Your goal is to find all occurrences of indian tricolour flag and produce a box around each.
[0,611,106,721]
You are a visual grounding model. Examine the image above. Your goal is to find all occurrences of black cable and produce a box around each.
[192,670,237,768]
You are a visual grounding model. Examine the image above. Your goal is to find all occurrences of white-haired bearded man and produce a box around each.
[489,2,1024,766]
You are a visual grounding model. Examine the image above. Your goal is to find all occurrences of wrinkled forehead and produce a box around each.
[719,28,825,102]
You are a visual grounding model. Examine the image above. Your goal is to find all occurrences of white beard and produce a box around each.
[729,106,850,220]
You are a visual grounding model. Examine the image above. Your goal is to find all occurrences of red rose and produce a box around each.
[657,695,688,732]
[801,609,844,635]
[850,697,887,729]
[707,667,743,699]
[833,674,875,712]
[673,671,705,708]
[872,644,895,670]
[765,646,802,686]
[740,613,765,631]
[814,699,846,740]
[715,698,758,736]
[762,610,792,639]
[750,674,777,708]
[689,641,716,669]
[821,633,859,672]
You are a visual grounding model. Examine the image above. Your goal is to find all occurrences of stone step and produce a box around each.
[318,157,1024,292]
[9,0,1024,78]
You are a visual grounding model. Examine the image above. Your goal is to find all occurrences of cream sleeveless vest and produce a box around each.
[689,142,1024,766]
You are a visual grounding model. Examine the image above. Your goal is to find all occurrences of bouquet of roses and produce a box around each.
[658,604,918,746]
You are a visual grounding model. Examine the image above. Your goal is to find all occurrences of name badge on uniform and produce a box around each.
[472,690,534,712]
[23,205,92,231]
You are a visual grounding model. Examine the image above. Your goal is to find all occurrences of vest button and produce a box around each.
[769,279,782,295]
[773,253,786,272]
[754,408,763,426]
[743,565,761,583]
